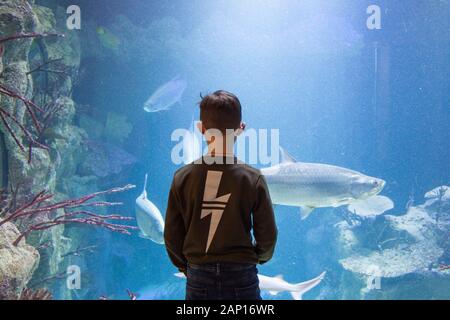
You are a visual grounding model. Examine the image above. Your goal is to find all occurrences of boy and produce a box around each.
[164,90,277,300]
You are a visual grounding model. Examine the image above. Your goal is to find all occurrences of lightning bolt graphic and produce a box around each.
[201,171,231,253]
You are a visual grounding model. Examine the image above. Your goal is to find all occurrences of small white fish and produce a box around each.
[261,147,394,219]
[174,271,326,300]
[258,272,326,300]
[143,76,187,113]
[135,174,165,244]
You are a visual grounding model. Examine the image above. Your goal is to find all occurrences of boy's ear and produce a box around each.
[196,121,205,134]
[234,122,246,137]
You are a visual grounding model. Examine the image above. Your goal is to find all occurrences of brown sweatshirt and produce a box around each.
[164,155,277,273]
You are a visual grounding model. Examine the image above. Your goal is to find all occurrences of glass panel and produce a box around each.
[0,0,448,300]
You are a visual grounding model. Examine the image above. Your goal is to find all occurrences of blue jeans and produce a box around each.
[186,262,262,300]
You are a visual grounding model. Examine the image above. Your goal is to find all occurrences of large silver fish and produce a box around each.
[135,174,165,244]
[261,148,394,219]
[143,76,187,112]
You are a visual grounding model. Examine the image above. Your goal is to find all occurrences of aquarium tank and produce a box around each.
[0,0,448,300]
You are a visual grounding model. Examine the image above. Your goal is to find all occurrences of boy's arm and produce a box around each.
[252,175,277,264]
[164,179,187,273]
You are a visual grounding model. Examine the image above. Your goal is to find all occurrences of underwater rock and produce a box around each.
[60,175,99,198]
[78,114,104,140]
[0,1,53,194]
[339,187,448,279]
[339,240,443,278]
[385,206,436,241]
[423,186,450,214]
[0,0,37,63]
[103,111,133,144]
[33,5,56,34]
[335,221,359,255]
[30,4,81,99]
[82,140,137,178]
[1,1,85,300]
[33,4,81,68]
[425,186,450,202]
[44,97,87,179]
[0,132,6,188]
[0,222,40,299]
[51,96,76,125]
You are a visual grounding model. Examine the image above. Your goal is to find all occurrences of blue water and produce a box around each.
[36,0,450,299]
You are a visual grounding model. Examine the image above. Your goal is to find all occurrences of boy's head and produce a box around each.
[198,90,244,135]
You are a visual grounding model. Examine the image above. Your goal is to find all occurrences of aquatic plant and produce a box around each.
[0,32,64,162]
[26,58,69,77]
[28,271,66,288]
[35,97,74,144]
[19,288,52,300]
[0,184,138,246]
[0,32,64,45]
[0,83,49,159]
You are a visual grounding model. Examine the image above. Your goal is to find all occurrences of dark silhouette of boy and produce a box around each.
[164,90,277,300]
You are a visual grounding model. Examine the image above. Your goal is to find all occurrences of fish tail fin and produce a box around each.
[299,206,314,220]
[347,195,394,217]
[290,271,326,300]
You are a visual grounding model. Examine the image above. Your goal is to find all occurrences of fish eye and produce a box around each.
[373,180,379,186]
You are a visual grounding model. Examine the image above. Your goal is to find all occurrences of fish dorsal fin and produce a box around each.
[347,195,394,217]
[299,206,315,220]
[143,174,148,192]
[141,174,148,198]
[275,274,284,280]
[280,146,297,164]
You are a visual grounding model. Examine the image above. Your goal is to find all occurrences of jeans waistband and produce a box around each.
[188,262,256,272]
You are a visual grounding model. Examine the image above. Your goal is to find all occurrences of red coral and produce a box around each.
[0,184,138,246]
[0,32,64,162]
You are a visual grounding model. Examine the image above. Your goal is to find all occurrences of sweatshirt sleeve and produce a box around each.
[164,179,187,273]
[252,175,277,264]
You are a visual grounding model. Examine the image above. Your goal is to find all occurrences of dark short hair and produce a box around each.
[199,90,242,133]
